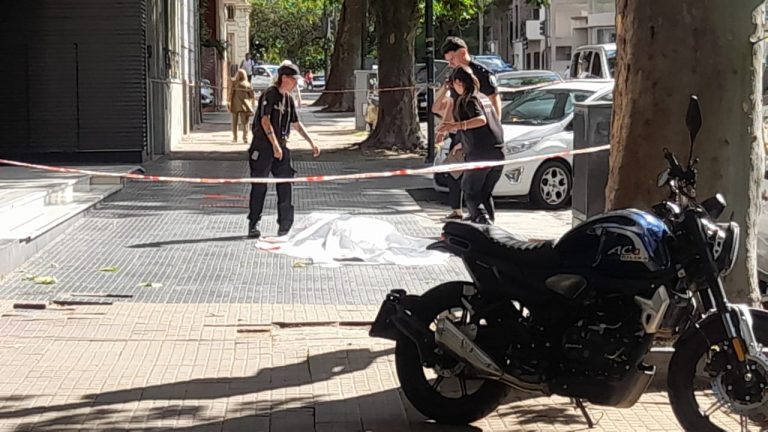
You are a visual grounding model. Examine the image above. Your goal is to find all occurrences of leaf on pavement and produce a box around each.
[138,282,163,288]
[32,276,57,285]
[98,266,119,273]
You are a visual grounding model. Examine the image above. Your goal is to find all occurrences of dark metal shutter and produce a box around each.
[0,0,148,159]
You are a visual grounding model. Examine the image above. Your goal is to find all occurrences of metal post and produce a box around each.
[478,0,484,54]
[323,0,330,75]
[361,0,368,69]
[425,0,436,163]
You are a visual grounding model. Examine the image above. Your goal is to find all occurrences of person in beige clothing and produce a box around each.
[229,69,255,143]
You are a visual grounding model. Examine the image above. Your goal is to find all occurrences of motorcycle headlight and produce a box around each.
[504,139,540,156]
[713,222,740,276]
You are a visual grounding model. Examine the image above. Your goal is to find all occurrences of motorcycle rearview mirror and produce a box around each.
[657,169,670,187]
[685,95,702,165]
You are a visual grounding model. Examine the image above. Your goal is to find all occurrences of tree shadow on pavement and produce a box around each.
[407,187,546,212]
[10,388,596,432]
[0,348,390,419]
[0,346,598,431]
[126,235,248,249]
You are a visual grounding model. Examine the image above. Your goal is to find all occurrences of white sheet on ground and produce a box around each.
[255,212,450,266]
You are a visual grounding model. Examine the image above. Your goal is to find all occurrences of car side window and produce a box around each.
[578,52,593,78]
[597,92,614,102]
[570,53,581,78]
[591,52,603,78]
[564,91,595,114]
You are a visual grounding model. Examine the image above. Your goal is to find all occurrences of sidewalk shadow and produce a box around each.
[0,348,393,422]
[0,342,595,432]
[407,187,571,212]
[0,347,598,431]
[12,387,594,431]
[15,389,490,432]
[127,235,247,248]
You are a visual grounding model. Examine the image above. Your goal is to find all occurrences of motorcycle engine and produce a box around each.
[560,295,646,378]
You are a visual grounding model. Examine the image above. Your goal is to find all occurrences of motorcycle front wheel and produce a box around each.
[668,310,768,431]
[394,281,511,425]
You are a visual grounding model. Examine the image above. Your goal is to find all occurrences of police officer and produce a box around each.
[247,63,320,239]
[433,36,502,222]
[439,36,501,117]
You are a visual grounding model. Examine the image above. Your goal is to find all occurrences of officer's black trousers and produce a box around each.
[248,145,295,230]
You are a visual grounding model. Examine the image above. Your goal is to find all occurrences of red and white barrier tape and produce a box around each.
[0,145,609,185]
[152,77,552,96]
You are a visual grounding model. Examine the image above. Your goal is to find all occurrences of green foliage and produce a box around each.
[248,0,340,71]
[434,0,478,21]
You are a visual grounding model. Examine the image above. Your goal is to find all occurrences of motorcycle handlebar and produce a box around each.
[663,148,681,171]
[663,148,694,184]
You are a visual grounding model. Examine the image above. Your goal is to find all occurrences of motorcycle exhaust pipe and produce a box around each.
[434,318,546,394]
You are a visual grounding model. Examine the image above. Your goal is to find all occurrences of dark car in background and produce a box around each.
[473,55,516,74]
[496,70,563,103]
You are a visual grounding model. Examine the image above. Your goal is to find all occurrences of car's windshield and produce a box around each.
[606,49,616,77]
[476,57,506,70]
[498,74,559,88]
[501,89,594,125]
[415,62,449,84]
[266,66,278,75]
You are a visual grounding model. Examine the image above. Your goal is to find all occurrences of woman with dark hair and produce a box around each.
[438,66,505,225]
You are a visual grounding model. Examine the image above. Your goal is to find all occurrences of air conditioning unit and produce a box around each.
[525,20,544,40]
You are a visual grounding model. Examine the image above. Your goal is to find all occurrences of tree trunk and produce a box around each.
[360,0,423,151]
[608,0,765,304]
[313,0,364,112]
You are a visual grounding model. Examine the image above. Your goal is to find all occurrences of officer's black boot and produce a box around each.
[248,220,261,239]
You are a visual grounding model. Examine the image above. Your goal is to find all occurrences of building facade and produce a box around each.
[485,0,616,74]
[201,0,251,110]
[0,0,202,162]
[547,0,616,74]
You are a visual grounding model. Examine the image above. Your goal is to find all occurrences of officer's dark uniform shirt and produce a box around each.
[251,86,298,151]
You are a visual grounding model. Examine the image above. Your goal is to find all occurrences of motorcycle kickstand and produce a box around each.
[571,398,595,428]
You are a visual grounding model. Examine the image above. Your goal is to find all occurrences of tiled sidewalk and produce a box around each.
[0,302,692,431]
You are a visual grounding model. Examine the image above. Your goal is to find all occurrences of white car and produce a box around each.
[568,43,617,80]
[433,80,614,209]
[311,75,326,91]
[252,64,306,91]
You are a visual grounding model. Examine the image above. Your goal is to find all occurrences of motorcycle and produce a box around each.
[370,96,768,431]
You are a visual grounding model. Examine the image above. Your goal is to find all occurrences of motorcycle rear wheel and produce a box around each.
[395,281,511,425]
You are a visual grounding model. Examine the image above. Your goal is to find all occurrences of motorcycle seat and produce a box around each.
[442,221,559,267]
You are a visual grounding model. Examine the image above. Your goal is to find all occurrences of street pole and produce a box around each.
[361,0,368,69]
[323,0,329,75]
[425,0,436,163]
[478,0,484,54]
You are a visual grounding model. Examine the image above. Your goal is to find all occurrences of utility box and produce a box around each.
[572,100,612,226]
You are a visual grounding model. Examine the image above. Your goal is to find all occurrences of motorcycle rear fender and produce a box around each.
[674,306,768,351]
[427,238,469,256]
[369,290,438,363]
